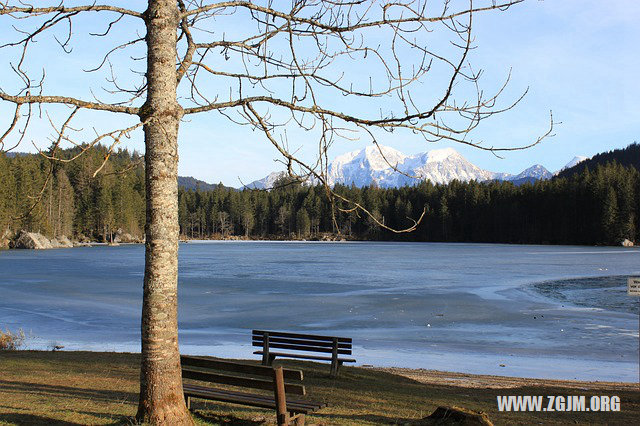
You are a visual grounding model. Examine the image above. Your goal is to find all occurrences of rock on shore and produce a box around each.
[51,236,73,248]
[114,230,138,243]
[12,231,72,249]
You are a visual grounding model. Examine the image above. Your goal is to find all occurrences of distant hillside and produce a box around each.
[509,176,539,186]
[557,143,639,179]
[4,152,29,158]
[3,157,220,192]
[177,176,219,191]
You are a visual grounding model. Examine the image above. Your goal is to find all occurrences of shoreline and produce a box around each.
[3,234,640,249]
[20,336,640,384]
[5,349,638,389]
[180,235,639,247]
[4,349,638,390]
[369,366,639,390]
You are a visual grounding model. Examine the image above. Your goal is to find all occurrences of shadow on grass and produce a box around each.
[0,413,83,425]
[193,410,265,425]
[0,379,137,405]
[0,413,137,426]
[75,411,137,425]
[313,412,419,424]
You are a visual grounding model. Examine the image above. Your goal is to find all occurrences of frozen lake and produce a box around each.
[0,241,638,382]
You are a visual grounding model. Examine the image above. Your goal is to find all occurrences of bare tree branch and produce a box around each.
[0,91,139,114]
[0,4,143,19]
[181,1,523,30]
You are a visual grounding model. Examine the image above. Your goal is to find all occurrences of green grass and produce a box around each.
[0,351,638,425]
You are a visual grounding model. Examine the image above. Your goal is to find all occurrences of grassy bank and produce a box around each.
[0,351,637,425]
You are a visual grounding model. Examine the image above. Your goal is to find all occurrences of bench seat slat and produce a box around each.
[253,329,351,343]
[184,384,322,411]
[181,355,303,380]
[252,336,352,350]
[182,368,305,395]
[183,384,324,413]
[253,329,356,378]
[184,385,276,410]
[252,342,352,355]
[254,350,356,363]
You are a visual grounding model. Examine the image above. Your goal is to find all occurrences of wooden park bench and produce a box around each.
[181,355,325,426]
[252,329,356,378]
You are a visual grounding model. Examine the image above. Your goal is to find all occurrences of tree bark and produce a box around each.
[136,1,192,424]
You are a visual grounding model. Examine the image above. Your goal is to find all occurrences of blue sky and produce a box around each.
[1,1,638,186]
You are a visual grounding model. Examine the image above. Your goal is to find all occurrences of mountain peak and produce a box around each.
[512,164,552,181]
[425,147,460,163]
[357,145,407,171]
[243,171,285,190]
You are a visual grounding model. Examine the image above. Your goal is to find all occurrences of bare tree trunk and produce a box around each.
[136,1,192,424]
[57,184,62,237]
[48,180,53,235]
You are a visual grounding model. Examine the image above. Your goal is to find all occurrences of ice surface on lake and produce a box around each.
[1,242,638,381]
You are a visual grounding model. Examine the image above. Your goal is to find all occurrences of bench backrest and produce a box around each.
[181,355,305,395]
[252,330,353,355]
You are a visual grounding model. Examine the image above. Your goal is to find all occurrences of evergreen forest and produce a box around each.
[1,143,638,246]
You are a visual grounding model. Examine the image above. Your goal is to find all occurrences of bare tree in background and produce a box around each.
[0,0,552,423]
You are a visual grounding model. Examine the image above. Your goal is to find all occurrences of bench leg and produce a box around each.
[262,332,272,365]
[276,412,290,426]
[274,366,289,426]
[330,359,338,378]
[291,413,305,425]
[185,395,191,410]
[330,337,339,378]
[262,353,276,366]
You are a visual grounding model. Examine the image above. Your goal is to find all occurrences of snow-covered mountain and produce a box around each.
[511,164,553,181]
[246,145,586,189]
[326,145,409,187]
[325,146,498,187]
[244,171,286,190]
[504,164,552,185]
[400,147,499,186]
[558,156,587,173]
[324,145,557,187]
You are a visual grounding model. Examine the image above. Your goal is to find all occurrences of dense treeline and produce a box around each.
[1,145,638,246]
[177,161,639,245]
[0,146,145,242]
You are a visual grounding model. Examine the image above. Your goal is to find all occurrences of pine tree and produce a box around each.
[601,186,619,244]
[296,209,311,238]
[54,169,75,238]
[0,153,16,240]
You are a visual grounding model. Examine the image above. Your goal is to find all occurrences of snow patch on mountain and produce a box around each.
[562,156,588,170]
[245,171,286,190]
[424,147,458,163]
[398,148,496,186]
[327,145,408,187]
[551,156,589,176]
